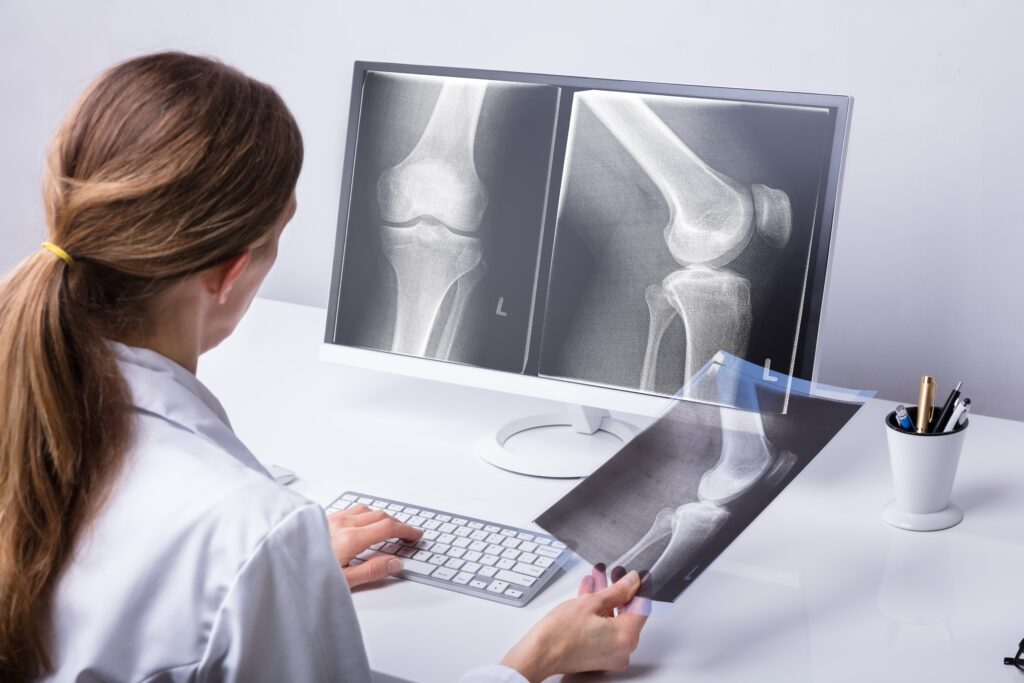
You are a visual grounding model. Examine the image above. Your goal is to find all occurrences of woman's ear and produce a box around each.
[204,251,252,305]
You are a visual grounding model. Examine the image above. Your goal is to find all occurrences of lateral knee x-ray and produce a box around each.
[536,353,873,605]
[331,67,840,397]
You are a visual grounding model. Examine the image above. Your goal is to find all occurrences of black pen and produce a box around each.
[932,380,963,433]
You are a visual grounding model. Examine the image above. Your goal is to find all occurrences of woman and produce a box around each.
[0,53,647,682]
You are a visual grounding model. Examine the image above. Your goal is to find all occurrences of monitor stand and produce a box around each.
[478,404,638,478]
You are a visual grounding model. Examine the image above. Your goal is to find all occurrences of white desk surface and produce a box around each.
[199,297,1024,683]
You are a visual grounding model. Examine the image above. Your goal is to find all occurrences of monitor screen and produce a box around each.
[324,62,850,416]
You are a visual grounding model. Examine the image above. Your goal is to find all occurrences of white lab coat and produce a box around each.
[44,343,524,683]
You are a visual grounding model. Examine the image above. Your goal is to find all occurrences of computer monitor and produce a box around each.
[322,61,850,478]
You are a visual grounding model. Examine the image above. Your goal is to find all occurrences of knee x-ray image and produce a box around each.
[329,65,847,402]
[333,72,559,372]
[536,354,871,604]
[538,92,835,398]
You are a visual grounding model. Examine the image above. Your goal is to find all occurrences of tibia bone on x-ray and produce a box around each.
[613,502,728,591]
[663,267,751,396]
[639,285,679,393]
[380,223,484,356]
[376,79,490,358]
[580,91,754,268]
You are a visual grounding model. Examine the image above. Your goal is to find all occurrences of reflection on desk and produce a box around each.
[198,297,1024,682]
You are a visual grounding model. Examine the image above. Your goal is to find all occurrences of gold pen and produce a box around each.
[916,376,936,433]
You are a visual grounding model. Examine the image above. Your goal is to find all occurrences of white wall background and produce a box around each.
[2,0,1021,419]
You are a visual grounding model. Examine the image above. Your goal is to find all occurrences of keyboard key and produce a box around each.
[463,551,482,562]
[467,521,484,530]
[452,537,471,548]
[342,494,357,502]
[501,538,521,549]
[463,562,482,574]
[419,510,435,519]
[453,527,472,537]
[423,520,441,530]
[413,550,432,562]
[388,503,404,512]
[519,542,537,553]
[486,534,504,545]
[452,518,468,525]
[374,500,389,508]
[505,588,524,599]
[519,552,537,564]
[486,544,504,556]
[381,542,402,554]
[479,566,498,577]
[496,558,516,570]
[468,541,487,551]
[423,529,440,540]
[413,539,433,551]
[514,562,544,578]
[536,546,561,558]
[470,579,488,589]
[553,541,567,549]
[470,530,489,541]
[484,525,500,533]
[436,514,452,522]
[394,512,410,523]
[439,523,456,534]
[357,549,435,576]
[403,507,420,515]
[453,572,473,585]
[500,529,517,537]
[535,537,551,545]
[429,555,448,566]
[433,567,457,581]
[408,516,426,527]
[480,555,499,566]
[496,569,536,587]
[445,558,465,570]
[487,580,509,594]
[357,497,373,505]
[534,557,554,568]
[517,532,534,541]
[501,548,520,560]
[397,547,417,558]
[447,548,466,559]
[432,544,451,556]
[438,533,456,545]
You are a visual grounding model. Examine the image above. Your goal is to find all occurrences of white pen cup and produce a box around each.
[882,406,968,531]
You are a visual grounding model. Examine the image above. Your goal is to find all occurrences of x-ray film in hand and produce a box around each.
[536,352,873,610]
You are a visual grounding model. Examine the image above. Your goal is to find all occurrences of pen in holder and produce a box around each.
[883,406,968,532]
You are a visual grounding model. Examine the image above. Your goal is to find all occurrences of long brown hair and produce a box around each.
[0,52,303,679]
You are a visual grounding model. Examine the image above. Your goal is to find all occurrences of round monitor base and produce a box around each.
[882,501,963,532]
[478,412,637,478]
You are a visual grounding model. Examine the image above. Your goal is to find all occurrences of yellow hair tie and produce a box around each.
[41,242,75,267]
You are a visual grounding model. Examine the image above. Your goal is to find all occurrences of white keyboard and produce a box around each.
[326,491,573,607]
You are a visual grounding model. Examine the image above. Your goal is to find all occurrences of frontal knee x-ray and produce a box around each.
[334,72,559,371]
[536,354,872,604]
[538,92,834,398]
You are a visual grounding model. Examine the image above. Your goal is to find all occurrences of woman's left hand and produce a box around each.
[326,504,424,588]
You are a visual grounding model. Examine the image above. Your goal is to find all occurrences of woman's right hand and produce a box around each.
[499,565,650,682]
[326,504,423,589]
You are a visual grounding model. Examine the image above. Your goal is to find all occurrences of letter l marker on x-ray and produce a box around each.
[496,297,508,317]
[763,358,778,382]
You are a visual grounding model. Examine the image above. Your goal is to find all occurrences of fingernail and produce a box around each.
[610,565,626,583]
[593,562,606,574]
[386,559,403,574]
[623,570,641,587]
